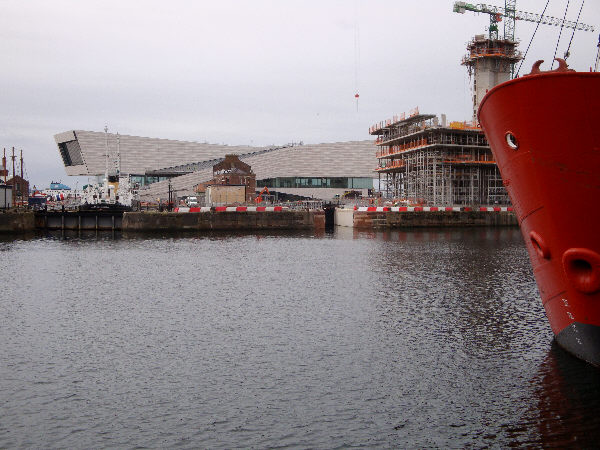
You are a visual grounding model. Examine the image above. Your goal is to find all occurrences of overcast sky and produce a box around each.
[1,0,599,188]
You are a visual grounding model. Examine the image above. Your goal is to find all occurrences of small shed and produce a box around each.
[0,184,13,209]
[206,185,246,206]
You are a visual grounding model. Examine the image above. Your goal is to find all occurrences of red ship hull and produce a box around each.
[478,70,600,366]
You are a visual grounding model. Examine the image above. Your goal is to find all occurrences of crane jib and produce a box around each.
[453,1,595,38]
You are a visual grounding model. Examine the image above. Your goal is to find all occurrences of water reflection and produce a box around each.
[367,228,542,361]
[1,227,598,447]
[0,231,38,243]
[342,227,523,243]
[38,228,327,242]
[530,341,600,447]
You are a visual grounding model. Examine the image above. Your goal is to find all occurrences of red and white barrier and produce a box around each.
[479,206,512,212]
[219,206,284,212]
[173,206,286,213]
[352,206,513,212]
[173,205,513,213]
[174,207,211,212]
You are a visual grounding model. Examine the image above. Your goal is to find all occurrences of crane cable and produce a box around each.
[551,0,571,68]
[354,0,360,112]
[564,0,586,60]
[515,0,551,77]
[595,34,600,72]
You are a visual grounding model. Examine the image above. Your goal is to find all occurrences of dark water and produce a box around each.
[1,227,599,448]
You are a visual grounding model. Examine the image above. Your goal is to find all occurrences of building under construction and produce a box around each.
[370,3,531,207]
[370,108,509,206]
[462,35,521,123]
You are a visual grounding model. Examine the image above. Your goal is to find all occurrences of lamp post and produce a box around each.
[168,178,173,212]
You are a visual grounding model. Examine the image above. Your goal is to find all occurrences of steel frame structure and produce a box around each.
[371,113,509,206]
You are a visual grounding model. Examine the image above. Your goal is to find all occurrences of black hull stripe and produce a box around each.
[555,322,600,367]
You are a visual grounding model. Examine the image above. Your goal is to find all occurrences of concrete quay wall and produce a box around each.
[122,210,325,232]
[37,211,123,230]
[20,209,515,232]
[335,209,518,229]
[0,211,35,233]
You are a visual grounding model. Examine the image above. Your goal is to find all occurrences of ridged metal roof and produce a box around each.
[54,130,267,176]
[137,140,377,200]
[54,130,377,200]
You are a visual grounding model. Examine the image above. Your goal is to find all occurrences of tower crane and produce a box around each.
[453,1,594,41]
[454,1,595,123]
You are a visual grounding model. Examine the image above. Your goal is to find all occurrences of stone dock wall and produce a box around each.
[36,210,123,230]
[122,210,325,231]
[0,212,35,233]
[2,208,517,233]
[335,208,518,229]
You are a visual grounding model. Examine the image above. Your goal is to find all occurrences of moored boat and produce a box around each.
[478,59,600,366]
[78,174,137,211]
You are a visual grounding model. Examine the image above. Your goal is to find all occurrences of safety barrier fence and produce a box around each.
[369,108,420,134]
[376,158,496,172]
[352,206,513,212]
[173,206,513,213]
[465,48,520,59]
[376,160,405,171]
[174,206,288,213]
[376,138,428,156]
[375,125,482,145]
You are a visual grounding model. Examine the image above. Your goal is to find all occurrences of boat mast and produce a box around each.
[595,34,600,72]
[104,125,109,184]
[116,132,121,176]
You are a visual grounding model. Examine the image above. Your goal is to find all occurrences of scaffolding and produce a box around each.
[370,109,509,206]
[462,34,521,122]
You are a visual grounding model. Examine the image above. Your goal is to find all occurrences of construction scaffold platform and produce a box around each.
[370,108,509,207]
